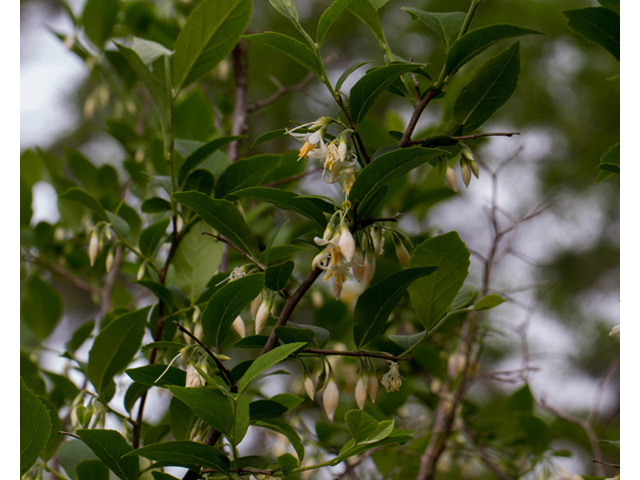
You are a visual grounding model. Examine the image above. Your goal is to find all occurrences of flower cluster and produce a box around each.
[439,143,480,193]
[381,361,403,392]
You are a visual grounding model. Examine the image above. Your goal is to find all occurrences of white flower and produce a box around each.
[186,364,203,388]
[355,377,368,409]
[352,249,365,282]
[323,379,339,421]
[285,117,331,159]
[609,324,620,338]
[232,315,245,338]
[314,234,352,299]
[229,266,246,281]
[255,298,272,334]
[250,293,262,319]
[304,373,316,400]
[381,362,402,392]
[339,224,355,262]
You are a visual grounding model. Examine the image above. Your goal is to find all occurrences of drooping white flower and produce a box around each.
[355,377,368,409]
[339,223,355,262]
[368,373,379,403]
[255,297,272,334]
[232,315,246,338]
[304,372,316,400]
[381,362,402,392]
[186,364,203,388]
[323,378,339,421]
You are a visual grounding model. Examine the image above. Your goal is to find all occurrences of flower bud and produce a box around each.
[250,293,262,319]
[461,158,471,188]
[193,322,203,340]
[352,249,365,282]
[355,377,368,410]
[192,306,201,323]
[232,315,246,338]
[338,137,348,162]
[609,324,620,339]
[105,249,114,272]
[255,298,271,334]
[363,254,376,287]
[372,225,385,257]
[323,378,339,421]
[137,262,146,280]
[339,224,355,262]
[445,164,458,193]
[186,364,202,388]
[368,373,378,403]
[470,159,480,179]
[459,143,475,163]
[393,235,411,268]
[89,231,99,266]
[304,372,316,400]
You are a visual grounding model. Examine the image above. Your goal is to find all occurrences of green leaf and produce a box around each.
[335,60,376,93]
[563,7,619,61]
[141,197,171,213]
[39,396,63,460]
[167,386,234,435]
[173,0,252,91]
[349,63,422,125]
[172,220,223,303]
[87,307,150,395]
[202,273,265,349]
[507,384,534,414]
[269,0,299,23]
[235,395,251,443]
[20,378,52,476]
[249,399,288,421]
[125,441,230,473]
[345,409,378,444]
[178,135,243,184]
[277,453,298,476]
[66,320,95,353]
[125,365,187,387]
[256,419,305,461]
[238,342,306,393]
[59,187,109,221]
[173,191,262,259]
[76,430,139,480]
[596,143,620,182]
[20,178,32,226]
[347,0,385,44]
[519,415,550,454]
[216,154,282,198]
[265,261,294,291]
[445,24,541,75]
[130,37,172,64]
[139,218,169,258]
[57,440,98,480]
[274,326,315,350]
[598,439,620,448]
[453,41,521,133]
[21,275,63,341]
[235,187,327,229]
[170,397,195,441]
[598,0,619,14]
[82,0,119,48]
[317,0,354,44]
[408,232,470,328]
[288,322,330,348]
[449,284,478,311]
[243,32,323,76]
[348,147,444,217]
[388,331,425,350]
[116,44,172,147]
[354,267,437,348]
[133,280,175,308]
[473,294,506,311]
[76,460,110,480]
[251,128,287,147]
[271,393,305,409]
[402,8,466,51]
[233,335,270,349]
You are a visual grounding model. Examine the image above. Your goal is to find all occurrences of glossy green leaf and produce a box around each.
[249,399,288,421]
[335,60,376,92]
[169,397,195,441]
[347,0,385,44]
[124,441,230,473]
[277,453,298,476]
[265,261,294,291]
[139,218,169,258]
[167,386,234,435]
[349,63,421,125]
[256,419,305,461]
[453,41,521,133]
[173,191,262,258]
[116,44,172,147]
[317,0,354,44]
[141,197,171,213]
[449,285,478,311]
[235,187,327,228]
[345,409,378,444]
[368,0,391,9]
[243,32,323,76]
[76,430,138,480]
[274,326,315,350]
[563,7,619,60]
[114,201,141,237]
[402,8,466,51]
[473,294,506,311]
[21,275,63,341]
[130,37,172,64]
[20,378,52,476]
[172,220,223,303]
[348,147,444,216]
[251,128,287,147]
[289,322,330,348]
[57,440,98,480]
[59,187,109,221]
[125,365,186,387]
[216,154,282,198]
[269,0,299,23]
[173,0,252,90]
[596,143,620,182]
[272,393,305,410]
[445,24,541,75]
[178,135,243,184]
[408,232,470,328]
[354,267,436,348]
[87,307,150,395]
[202,273,265,349]
[238,342,306,393]
[38,396,63,460]
[388,331,425,350]
[82,0,119,48]
[598,0,619,14]
[76,460,109,480]
[235,395,251,444]
[233,335,270,349]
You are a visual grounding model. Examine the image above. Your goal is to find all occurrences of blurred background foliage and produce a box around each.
[20,0,619,478]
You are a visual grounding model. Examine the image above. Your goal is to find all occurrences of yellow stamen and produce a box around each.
[299,141,315,158]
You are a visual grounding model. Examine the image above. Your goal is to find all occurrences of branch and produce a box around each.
[539,398,605,477]
[398,87,439,148]
[407,132,521,146]
[228,39,249,162]
[355,212,403,230]
[302,348,403,362]
[201,231,265,270]
[593,459,620,468]
[247,72,317,113]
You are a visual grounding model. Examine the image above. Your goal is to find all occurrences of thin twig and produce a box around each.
[593,459,620,468]
[398,87,439,148]
[302,348,402,362]
[228,39,248,162]
[407,132,520,146]
[174,321,234,387]
[354,213,403,230]
[201,231,265,270]
[247,72,316,113]
[22,250,98,293]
